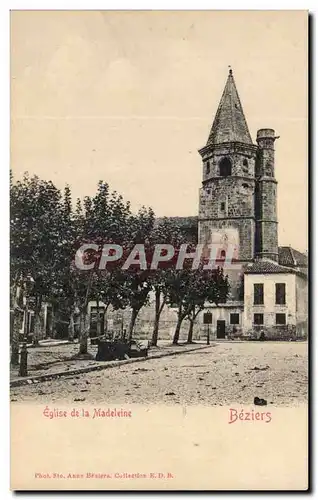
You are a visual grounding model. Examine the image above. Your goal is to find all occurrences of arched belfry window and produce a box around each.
[219,157,232,177]
[206,161,210,175]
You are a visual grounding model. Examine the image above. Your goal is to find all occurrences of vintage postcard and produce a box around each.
[10,10,308,491]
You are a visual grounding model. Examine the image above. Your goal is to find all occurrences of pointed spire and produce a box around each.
[206,69,253,146]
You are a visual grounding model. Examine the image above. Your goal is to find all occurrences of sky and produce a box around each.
[11,10,308,251]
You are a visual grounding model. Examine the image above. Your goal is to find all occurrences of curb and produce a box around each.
[10,344,213,388]
[22,340,76,349]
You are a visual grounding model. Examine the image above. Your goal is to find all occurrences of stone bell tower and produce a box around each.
[198,69,258,262]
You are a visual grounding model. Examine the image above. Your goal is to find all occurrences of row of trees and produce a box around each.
[10,172,229,364]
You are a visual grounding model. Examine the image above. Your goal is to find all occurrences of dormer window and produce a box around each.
[219,157,232,177]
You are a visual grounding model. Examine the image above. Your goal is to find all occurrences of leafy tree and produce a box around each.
[49,185,79,341]
[149,219,185,346]
[85,181,132,341]
[10,173,63,355]
[70,181,137,354]
[123,206,155,341]
[91,269,130,337]
[166,265,229,345]
[185,266,230,343]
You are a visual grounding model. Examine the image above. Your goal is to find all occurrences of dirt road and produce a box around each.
[11,342,307,406]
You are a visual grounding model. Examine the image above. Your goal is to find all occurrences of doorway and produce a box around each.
[216,320,226,339]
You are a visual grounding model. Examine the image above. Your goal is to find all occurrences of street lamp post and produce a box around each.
[203,307,212,345]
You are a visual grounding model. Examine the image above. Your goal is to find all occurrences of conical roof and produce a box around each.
[207,69,253,146]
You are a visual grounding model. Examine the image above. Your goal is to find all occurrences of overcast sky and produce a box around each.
[11,10,307,251]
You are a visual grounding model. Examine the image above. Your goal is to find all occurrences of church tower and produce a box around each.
[198,69,258,262]
[254,129,279,261]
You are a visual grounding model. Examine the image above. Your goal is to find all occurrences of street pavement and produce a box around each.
[10,341,307,406]
[10,341,208,384]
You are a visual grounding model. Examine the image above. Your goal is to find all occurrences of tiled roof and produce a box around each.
[244,260,296,274]
[278,246,308,268]
[154,216,198,242]
[206,69,253,146]
[155,216,198,228]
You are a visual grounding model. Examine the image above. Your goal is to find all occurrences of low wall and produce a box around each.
[243,324,307,341]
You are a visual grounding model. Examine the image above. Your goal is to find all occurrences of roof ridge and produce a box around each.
[289,247,297,266]
[230,71,253,144]
[245,260,297,274]
[278,246,308,268]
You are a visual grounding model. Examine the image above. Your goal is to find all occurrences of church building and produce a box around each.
[197,69,307,340]
[85,69,307,342]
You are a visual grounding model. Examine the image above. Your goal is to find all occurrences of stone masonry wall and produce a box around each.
[198,218,255,261]
[199,143,257,262]
[199,177,255,220]
[200,143,257,182]
[255,129,278,260]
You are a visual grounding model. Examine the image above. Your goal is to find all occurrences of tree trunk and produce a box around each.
[151,315,159,347]
[51,307,56,339]
[33,311,41,346]
[173,310,184,345]
[47,307,55,339]
[78,272,93,354]
[151,288,161,347]
[187,319,195,343]
[11,310,20,365]
[128,308,139,341]
[68,311,75,341]
[103,303,109,337]
[79,309,90,354]
[96,298,101,337]
[32,294,42,346]
[10,279,21,365]
[104,313,108,336]
[47,308,52,338]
